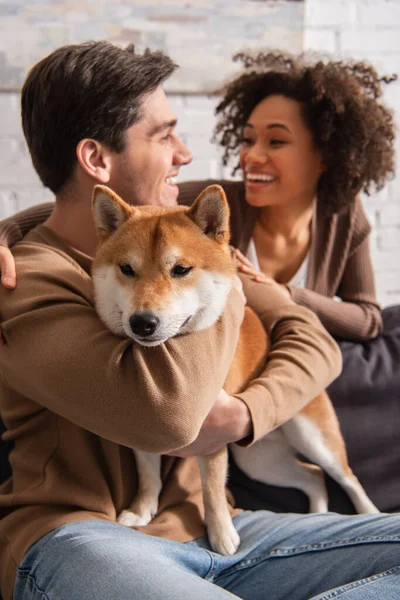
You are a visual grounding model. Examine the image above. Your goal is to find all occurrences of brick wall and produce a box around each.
[304,0,400,307]
[0,0,399,307]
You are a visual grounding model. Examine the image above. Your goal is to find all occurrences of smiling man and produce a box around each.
[0,41,398,600]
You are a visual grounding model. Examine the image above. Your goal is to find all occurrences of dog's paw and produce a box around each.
[208,521,241,556]
[117,509,154,527]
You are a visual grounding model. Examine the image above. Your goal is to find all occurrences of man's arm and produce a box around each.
[169,275,342,457]
[289,198,382,341]
[0,242,244,455]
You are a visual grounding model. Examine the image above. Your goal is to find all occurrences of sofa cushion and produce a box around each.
[230,304,400,513]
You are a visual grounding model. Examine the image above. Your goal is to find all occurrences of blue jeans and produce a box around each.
[14,511,400,599]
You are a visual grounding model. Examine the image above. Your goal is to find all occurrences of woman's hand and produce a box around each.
[234,248,291,301]
[0,245,16,289]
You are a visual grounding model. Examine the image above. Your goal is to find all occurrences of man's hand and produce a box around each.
[0,245,16,289]
[166,389,252,458]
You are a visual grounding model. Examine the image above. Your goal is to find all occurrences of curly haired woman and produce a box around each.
[0,51,396,342]
[179,51,397,341]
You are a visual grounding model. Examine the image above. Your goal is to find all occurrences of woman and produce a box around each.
[0,53,396,342]
[179,51,397,341]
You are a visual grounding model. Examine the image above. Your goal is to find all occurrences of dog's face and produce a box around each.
[91,185,235,346]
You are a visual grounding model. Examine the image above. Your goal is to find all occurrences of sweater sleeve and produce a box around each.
[0,202,54,247]
[288,200,382,341]
[0,243,245,455]
[235,275,343,445]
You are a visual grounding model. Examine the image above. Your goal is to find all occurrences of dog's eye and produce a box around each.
[119,264,135,277]
[171,265,193,277]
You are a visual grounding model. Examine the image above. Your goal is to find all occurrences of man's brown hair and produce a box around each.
[214,51,396,215]
[21,41,177,194]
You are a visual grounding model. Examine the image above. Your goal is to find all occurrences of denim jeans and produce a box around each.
[14,510,400,599]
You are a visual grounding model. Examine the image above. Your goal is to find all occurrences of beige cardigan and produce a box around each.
[179,180,382,341]
[0,221,341,599]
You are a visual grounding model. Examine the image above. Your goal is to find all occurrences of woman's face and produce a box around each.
[239,94,324,209]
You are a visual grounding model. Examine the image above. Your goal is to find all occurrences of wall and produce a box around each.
[304,0,400,307]
[0,1,304,92]
[0,0,399,307]
[0,0,304,212]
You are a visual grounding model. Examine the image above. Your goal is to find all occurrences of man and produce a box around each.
[0,41,398,600]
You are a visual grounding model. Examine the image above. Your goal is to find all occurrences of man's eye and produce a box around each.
[161,133,172,142]
[171,265,193,277]
[119,264,136,277]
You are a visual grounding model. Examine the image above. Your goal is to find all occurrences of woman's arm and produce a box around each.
[234,275,342,445]
[289,203,382,341]
[0,202,54,287]
[0,202,54,247]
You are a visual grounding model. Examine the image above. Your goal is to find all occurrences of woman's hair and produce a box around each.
[214,51,397,214]
[22,41,177,194]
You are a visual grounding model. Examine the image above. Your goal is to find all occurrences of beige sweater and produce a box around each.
[0,180,382,340]
[0,222,341,599]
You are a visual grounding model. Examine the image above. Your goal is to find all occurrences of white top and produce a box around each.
[246,237,310,288]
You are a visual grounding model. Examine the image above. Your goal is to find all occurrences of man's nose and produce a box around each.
[129,312,160,337]
[174,136,193,166]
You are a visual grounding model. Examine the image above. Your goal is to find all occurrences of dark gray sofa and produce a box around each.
[230,304,400,514]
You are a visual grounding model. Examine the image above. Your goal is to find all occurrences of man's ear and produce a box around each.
[76,138,112,183]
[92,185,133,238]
[186,185,230,245]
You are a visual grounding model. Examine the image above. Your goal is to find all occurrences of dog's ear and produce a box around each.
[92,185,133,238]
[187,185,230,245]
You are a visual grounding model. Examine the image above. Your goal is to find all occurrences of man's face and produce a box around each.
[107,87,192,206]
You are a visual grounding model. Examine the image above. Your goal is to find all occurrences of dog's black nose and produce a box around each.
[129,312,160,337]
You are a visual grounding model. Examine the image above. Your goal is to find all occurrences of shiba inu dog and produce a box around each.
[91,183,379,556]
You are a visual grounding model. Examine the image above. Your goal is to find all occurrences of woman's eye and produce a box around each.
[241,137,254,146]
[270,139,287,146]
[171,265,193,277]
[119,264,136,277]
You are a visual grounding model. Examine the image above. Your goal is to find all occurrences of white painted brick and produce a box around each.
[185,136,219,160]
[0,94,22,137]
[305,0,356,29]
[164,95,185,116]
[377,227,400,250]
[371,249,400,272]
[15,187,53,211]
[378,203,400,227]
[303,29,337,52]
[0,190,17,219]
[362,187,389,212]
[179,158,223,182]
[359,1,400,28]
[177,110,215,136]
[375,270,400,299]
[340,29,400,53]
[182,96,218,112]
